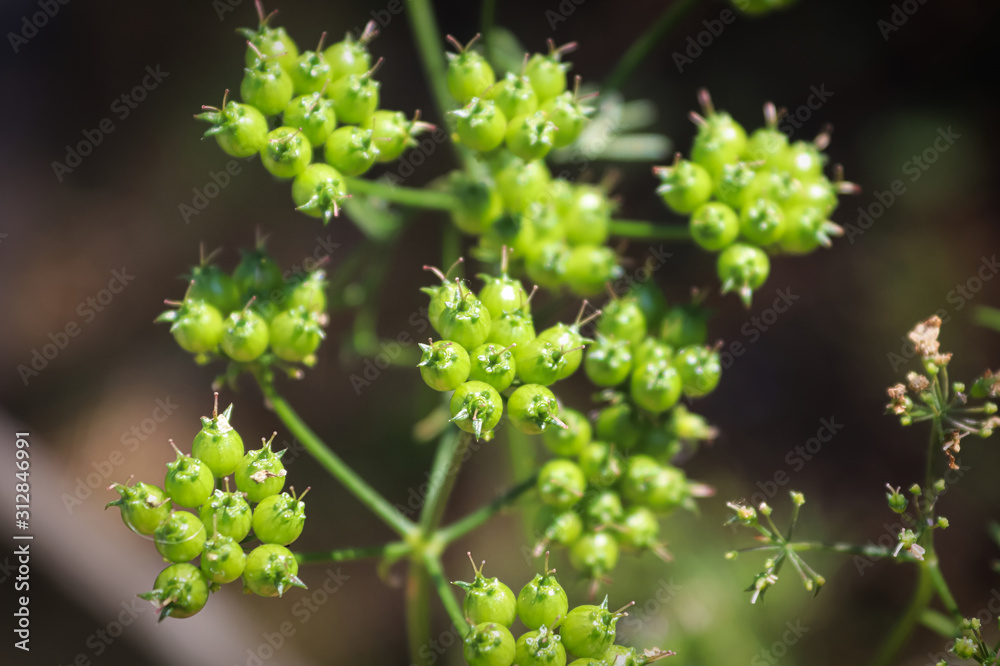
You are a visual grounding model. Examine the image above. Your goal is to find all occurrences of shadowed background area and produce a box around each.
[1,0,999,664]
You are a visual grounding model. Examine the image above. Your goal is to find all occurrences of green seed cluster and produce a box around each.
[419,254,600,441]
[197,9,432,223]
[441,37,621,298]
[453,558,671,666]
[108,398,307,621]
[655,91,855,306]
[532,289,718,578]
[157,245,327,368]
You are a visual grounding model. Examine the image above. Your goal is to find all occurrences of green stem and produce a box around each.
[608,219,692,241]
[438,474,538,543]
[344,177,459,210]
[919,608,959,637]
[294,542,410,564]
[603,0,704,93]
[406,560,433,666]
[786,541,918,562]
[481,0,497,59]
[973,305,1000,335]
[419,430,473,536]
[425,553,470,636]
[926,555,963,623]
[870,565,935,666]
[255,373,416,538]
[406,0,474,169]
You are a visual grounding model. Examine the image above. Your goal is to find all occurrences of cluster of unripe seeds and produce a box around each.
[655,91,857,306]
[454,554,672,666]
[157,244,327,369]
[531,290,718,580]
[441,37,623,298]
[197,3,432,223]
[418,251,595,441]
[106,396,307,620]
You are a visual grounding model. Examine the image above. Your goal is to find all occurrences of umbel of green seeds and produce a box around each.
[251,487,308,545]
[653,156,713,214]
[559,596,633,658]
[138,563,211,621]
[154,511,207,563]
[524,39,576,102]
[328,58,383,125]
[418,339,471,391]
[195,94,269,158]
[192,394,245,478]
[542,408,591,457]
[365,109,435,163]
[477,247,530,319]
[450,380,503,440]
[164,440,215,508]
[201,534,247,585]
[242,543,306,597]
[199,486,252,541]
[283,92,337,147]
[534,506,583,555]
[106,479,170,536]
[451,553,517,627]
[585,335,633,387]
[516,554,569,630]
[324,21,378,81]
[452,98,507,152]
[235,433,287,503]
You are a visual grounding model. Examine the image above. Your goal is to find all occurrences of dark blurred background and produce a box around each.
[2,0,999,664]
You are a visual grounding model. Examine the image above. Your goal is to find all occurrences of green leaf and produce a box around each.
[343,196,404,241]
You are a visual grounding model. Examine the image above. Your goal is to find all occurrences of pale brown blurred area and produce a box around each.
[2,0,1000,664]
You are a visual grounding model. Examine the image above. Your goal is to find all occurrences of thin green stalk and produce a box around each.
[419,431,473,535]
[870,565,935,666]
[603,0,704,93]
[787,541,918,562]
[481,0,497,59]
[425,553,470,636]
[294,542,410,564]
[255,373,416,538]
[406,0,474,169]
[919,608,959,637]
[406,561,433,666]
[344,177,459,210]
[608,219,692,241]
[438,474,538,543]
[926,556,963,623]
